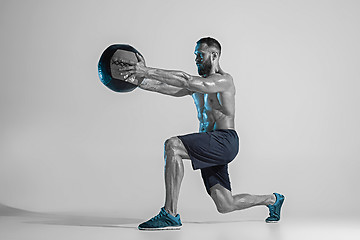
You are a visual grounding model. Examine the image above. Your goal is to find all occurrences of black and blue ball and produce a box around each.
[98,44,142,93]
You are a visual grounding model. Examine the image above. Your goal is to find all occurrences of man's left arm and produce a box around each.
[119,54,232,93]
[141,68,232,94]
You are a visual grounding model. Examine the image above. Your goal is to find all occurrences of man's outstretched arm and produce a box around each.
[120,53,233,94]
[142,68,232,94]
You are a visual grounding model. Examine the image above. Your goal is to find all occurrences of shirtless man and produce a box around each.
[117,37,284,230]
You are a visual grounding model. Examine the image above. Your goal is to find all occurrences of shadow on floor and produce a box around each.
[26,215,142,229]
[0,202,141,229]
[1,202,265,229]
[183,219,263,224]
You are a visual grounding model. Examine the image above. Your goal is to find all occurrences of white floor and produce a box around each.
[1,213,359,240]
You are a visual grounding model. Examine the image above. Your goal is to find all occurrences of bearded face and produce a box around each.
[197,56,212,77]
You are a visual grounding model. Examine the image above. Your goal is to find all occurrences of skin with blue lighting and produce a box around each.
[115,39,277,223]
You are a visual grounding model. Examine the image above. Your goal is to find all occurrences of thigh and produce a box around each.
[177,131,237,170]
[201,165,232,195]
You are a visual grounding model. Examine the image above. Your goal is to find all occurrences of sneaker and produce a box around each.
[138,207,182,230]
[265,193,285,223]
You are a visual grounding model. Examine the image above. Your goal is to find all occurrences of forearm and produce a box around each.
[144,68,191,88]
[139,78,191,97]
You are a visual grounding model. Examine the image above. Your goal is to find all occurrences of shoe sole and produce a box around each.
[138,226,182,231]
[265,220,279,223]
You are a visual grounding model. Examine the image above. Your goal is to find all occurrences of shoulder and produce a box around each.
[211,72,232,81]
[210,73,234,90]
[217,72,235,93]
[222,72,233,81]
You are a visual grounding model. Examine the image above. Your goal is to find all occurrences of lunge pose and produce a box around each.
[116,37,284,230]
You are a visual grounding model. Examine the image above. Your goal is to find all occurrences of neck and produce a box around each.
[200,63,221,78]
[211,63,221,75]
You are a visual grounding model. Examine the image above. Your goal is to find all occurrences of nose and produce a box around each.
[195,56,202,63]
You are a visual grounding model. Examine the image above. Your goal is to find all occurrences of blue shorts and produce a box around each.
[178,129,239,195]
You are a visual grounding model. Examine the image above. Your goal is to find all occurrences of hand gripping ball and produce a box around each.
[98,44,142,93]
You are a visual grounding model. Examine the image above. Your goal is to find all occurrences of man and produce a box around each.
[116,37,284,230]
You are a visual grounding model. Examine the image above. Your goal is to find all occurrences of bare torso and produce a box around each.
[192,71,235,133]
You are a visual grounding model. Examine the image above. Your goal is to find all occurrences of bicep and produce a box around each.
[172,88,193,97]
[186,74,233,93]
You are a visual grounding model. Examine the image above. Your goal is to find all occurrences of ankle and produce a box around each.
[164,208,177,217]
[266,194,276,205]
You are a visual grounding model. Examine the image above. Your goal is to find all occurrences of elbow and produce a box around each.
[181,72,192,89]
[182,81,190,89]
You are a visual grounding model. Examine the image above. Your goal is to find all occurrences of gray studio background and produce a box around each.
[1,0,359,221]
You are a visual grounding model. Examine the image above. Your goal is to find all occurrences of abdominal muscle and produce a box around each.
[193,92,235,133]
[199,110,234,133]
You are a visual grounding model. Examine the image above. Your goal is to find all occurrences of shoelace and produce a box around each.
[149,210,166,222]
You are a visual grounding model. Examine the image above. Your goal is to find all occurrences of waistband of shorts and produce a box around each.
[214,128,236,132]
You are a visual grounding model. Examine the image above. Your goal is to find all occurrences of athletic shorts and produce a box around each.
[178,129,239,195]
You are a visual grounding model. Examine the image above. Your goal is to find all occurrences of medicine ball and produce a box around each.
[98,44,142,93]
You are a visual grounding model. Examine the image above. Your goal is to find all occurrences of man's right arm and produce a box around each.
[139,78,192,97]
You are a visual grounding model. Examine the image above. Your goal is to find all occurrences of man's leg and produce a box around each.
[209,183,276,213]
[138,136,190,230]
[164,137,190,216]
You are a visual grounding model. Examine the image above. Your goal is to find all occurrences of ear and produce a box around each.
[211,51,219,61]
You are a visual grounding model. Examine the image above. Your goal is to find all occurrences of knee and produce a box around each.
[211,190,234,214]
[164,137,181,156]
[216,204,233,214]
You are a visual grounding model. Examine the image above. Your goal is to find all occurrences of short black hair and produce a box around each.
[197,37,221,54]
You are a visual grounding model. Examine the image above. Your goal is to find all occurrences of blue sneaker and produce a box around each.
[138,207,182,230]
[265,193,285,223]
